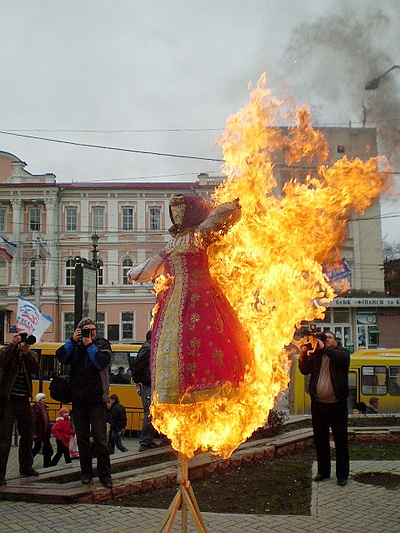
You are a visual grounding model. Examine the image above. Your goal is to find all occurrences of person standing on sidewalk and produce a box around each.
[56,317,113,489]
[32,393,53,468]
[51,407,75,465]
[298,331,350,487]
[107,394,128,453]
[0,333,40,485]
[133,330,159,452]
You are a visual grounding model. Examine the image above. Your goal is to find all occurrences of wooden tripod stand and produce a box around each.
[156,453,207,533]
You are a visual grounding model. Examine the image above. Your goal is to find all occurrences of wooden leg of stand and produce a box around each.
[155,490,182,533]
[155,454,208,533]
[187,482,207,531]
[181,483,207,533]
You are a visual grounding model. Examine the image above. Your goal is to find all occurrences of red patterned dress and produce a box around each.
[128,200,252,404]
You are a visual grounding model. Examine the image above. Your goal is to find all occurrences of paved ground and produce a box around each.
[0,437,399,533]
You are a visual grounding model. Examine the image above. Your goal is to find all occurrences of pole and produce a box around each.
[34,232,41,310]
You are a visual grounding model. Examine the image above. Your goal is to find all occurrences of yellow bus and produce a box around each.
[289,348,400,415]
[26,341,144,431]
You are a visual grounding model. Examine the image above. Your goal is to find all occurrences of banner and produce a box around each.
[16,296,53,341]
[0,235,17,262]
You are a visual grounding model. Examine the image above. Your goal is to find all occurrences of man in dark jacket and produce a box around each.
[133,330,159,451]
[107,394,128,453]
[298,331,350,486]
[56,317,113,489]
[0,333,40,485]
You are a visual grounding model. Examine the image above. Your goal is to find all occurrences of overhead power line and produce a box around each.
[0,130,223,162]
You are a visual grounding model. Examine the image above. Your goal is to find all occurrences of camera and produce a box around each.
[81,328,92,338]
[19,332,37,345]
[315,332,327,342]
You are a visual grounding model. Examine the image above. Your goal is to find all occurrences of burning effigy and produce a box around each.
[129,74,391,461]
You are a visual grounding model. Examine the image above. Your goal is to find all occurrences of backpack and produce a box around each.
[49,374,72,404]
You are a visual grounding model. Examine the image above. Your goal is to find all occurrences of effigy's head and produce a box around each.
[169,195,212,236]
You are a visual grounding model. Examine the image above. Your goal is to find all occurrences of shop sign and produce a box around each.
[330,297,400,307]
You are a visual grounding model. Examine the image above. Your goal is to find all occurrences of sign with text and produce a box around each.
[74,258,97,327]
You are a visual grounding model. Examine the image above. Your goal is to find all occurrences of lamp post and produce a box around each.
[365,65,400,90]
[91,232,99,267]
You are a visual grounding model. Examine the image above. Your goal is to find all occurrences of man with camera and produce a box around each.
[56,317,113,489]
[0,332,40,485]
[298,330,350,487]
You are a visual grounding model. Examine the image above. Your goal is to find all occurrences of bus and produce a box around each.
[26,342,144,432]
[289,348,400,415]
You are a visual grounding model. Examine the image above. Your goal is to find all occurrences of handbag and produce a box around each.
[49,374,72,403]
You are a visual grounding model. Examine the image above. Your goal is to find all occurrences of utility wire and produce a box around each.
[0,130,223,162]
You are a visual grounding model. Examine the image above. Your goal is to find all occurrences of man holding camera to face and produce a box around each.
[298,330,350,487]
[56,317,113,489]
[0,332,40,485]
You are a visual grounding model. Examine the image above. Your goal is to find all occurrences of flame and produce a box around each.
[151,74,391,459]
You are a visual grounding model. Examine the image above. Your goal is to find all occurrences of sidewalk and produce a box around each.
[0,439,399,532]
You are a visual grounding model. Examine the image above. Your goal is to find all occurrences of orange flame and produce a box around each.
[151,74,391,459]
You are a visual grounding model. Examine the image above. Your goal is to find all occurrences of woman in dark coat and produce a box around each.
[32,393,53,468]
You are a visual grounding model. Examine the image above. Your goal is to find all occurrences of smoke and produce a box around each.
[280,1,400,171]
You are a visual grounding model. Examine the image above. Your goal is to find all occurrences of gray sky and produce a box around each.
[0,0,399,241]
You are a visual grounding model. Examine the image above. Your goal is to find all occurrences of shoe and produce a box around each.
[313,474,330,482]
[20,468,39,477]
[99,477,113,489]
[139,441,160,452]
[119,447,129,452]
[81,475,93,485]
[0,479,6,486]
[337,478,348,486]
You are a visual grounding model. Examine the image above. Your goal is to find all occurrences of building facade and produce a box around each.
[0,126,399,349]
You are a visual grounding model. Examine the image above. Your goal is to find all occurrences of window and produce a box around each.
[0,208,6,232]
[66,207,78,231]
[121,312,134,340]
[64,312,75,340]
[96,311,105,338]
[149,207,161,230]
[122,208,134,231]
[361,365,387,396]
[30,260,36,287]
[29,207,41,231]
[122,258,133,285]
[66,258,75,286]
[97,259,104,286]
[388,367,400,396]
[92,207,105,231]
[0,258,6,285]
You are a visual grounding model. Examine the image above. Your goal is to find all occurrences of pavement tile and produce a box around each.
[0,439,399,533]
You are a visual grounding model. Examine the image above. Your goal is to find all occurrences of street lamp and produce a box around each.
[365,65,400,90]
[91,232,99,267]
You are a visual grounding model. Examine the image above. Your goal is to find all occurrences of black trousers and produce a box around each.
[72,402,110,480]
[51,439,71,465]
[311,399,349,480]
[32,436,53,468]
[0,396,34,480]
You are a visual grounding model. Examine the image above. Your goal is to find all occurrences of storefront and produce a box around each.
[311,297,400,353]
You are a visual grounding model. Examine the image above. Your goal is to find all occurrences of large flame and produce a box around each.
[151,74,391,459]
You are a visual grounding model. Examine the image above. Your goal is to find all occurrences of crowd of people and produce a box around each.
[0,322,136,487]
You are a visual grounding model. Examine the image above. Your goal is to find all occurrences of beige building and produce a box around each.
[0,127,399,349]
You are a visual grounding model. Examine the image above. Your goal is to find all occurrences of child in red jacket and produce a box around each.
[51,408,75,465]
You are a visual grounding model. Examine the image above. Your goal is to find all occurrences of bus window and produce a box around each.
[388,367,400,396]
[348,371,357,412]
[361,365,387,396]
[110,351,131,383]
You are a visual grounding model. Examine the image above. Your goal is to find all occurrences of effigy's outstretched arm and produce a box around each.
[197,199,241,241]
[127,252,165,283]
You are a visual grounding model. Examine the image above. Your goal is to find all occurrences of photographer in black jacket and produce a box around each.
[56,317,113,489]
[298,330,350,486]
[0,333,40,485]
